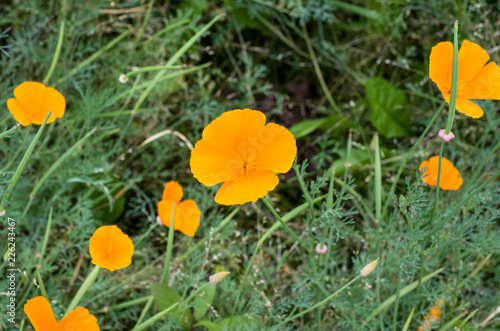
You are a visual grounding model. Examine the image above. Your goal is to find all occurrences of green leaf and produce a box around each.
[289,114,355,139]
[150,283,192,327]
[217,315,261,330]
[193,283,216,320]
[365,77,412,138]
[180,0,208,15]
[196,320,221,331]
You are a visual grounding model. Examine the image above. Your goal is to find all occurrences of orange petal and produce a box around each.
[429,41,453,93]
[255,123,297,173]
[455,98,484,118]
[24,296,58,331]
[13,82,46,114]
[6,98,32,126]
[420,156,462,191]
[158,200,176,228]
[42,86,66,119]
[215,171,279,205]
[89,225,134,271]
[460,62,500,100]
[162,181,183,202]
[457,40,490,87]
[441,167,463,191]
[176,199,201,237]
[191,109,267,185]
[58,307,100,331]
[190,139,238,186]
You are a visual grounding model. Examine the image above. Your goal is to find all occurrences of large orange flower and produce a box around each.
[89,225,134,271]
[157,181,201,237]
[24,296,99,331]
[190,109,297,205]
[429,40,500,118]
[419,156,463,191]
[6,81,66,126]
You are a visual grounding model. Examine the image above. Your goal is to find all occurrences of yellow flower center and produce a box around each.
[229,149,260,178]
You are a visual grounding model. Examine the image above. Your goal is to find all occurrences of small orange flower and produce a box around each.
[419,156,463,191]
[6,81,66,126]
[417,298,444,331]
[24,296,99,331]
[89,225,134,271]
[157,181,201,237]
[430,40,500,118]
[190,109,297,205]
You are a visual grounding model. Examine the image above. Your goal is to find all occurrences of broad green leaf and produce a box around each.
[331,148,371,174]
[150,283,192,327]
[180,0,208,15]
[365,77,412,138]
[193,283,216,319]
[196,320,221,331]
[289,114,355,139]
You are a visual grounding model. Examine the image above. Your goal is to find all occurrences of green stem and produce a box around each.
[0,125,18,140]
[293,161,315,219]
[43,0,66,84]
[65,266,101,315]
[38,207,53,267]
[161,202,176,284]
[261,196,306,248]
[134,296,154,328]
[432,140,445,218]
[107,296,150,312]
[277,275,362,326]
[0,112,52,213]
[445,22,459,135]
[374,134,382,220]
[124,65,183,78]
[392,267,403,331]
[381,102,444,218]
[36,266,48,300]
[134,0,154,46]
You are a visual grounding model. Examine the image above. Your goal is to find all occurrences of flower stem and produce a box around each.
[261,196,305,248]
[392,266,403,331]
[432,140,445,218]
[374,134,382,221]
[161,202,176,283]
[65,265,101,315]
[43,0,67,84]
[445,21,459,135]
[0,112,52,213]
[38,207,53,267]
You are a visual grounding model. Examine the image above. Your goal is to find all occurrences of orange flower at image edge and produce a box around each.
[190,109,297,205]
[430,40,500,118]
[89,225,134,271]
[417,298,444,331]
[157,181,201,237]
[6,81,66,126]
[419,156,463,190]
[24,296,99,331]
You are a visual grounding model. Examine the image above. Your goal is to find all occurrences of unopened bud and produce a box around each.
[209,271,230,285]
[315,243,328,254]
[360,258,379,277]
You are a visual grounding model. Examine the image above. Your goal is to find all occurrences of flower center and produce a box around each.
[228,149,260,178]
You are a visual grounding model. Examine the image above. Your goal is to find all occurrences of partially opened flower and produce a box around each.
[430,40,500,118]
[419,156,463,190]
[157,181,201,237]
[6,81,66,126]
[24,296,99,331]
[190,109,297,205]
[417,298,444,331]
[89,225,134,271]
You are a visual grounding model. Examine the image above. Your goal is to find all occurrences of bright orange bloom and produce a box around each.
[89,225,134,271]
[24,296,99,331]
[190,109,297,205]
[417,298,444,331]
[419,156,463,190]
[430,40,500,118]
[6,81,66,126]
[157,181,201,237]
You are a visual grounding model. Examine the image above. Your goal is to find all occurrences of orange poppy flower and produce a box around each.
[24,296,99,331]
[419,156,463,190]
[89,225,134,271]
[429,40,500,118]
[6,81,66,126]
[417,298,444,331]
[190,109,297,205]
[157,181,201,237]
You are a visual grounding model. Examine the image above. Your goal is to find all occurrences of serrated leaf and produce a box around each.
[365,77,412,138]
[193,283,216,319]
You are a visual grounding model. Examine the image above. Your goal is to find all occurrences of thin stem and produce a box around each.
[43,0,67,84]
[293,161,315,219]
[65,266,101,315]
[392,267,403,331]
[381,102,444,218]
[261,196,305,248]
[374,134,382,220]
[432,140,445,218]
[0,125,18,140]
[445,22,459,135]
[38,207,53,267]
[134,296,154,327]
[161,202,176,283]
[302,24,343,116]
[277,275,362,326]
[107,296,150,312]
[134,0,154,46]
[124,65,183,78]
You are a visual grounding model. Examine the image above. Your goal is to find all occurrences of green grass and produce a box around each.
[1,0,500,330]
